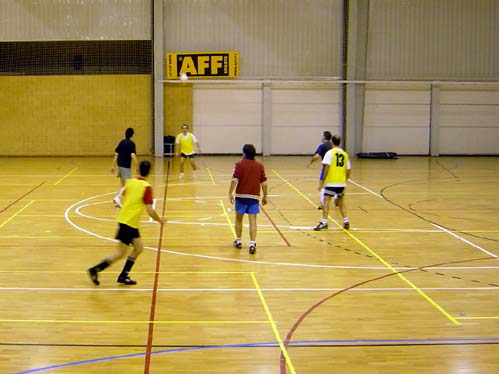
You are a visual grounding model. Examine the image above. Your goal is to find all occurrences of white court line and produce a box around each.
[349,179,383,198]
[350,178,499,261]
[0,287,497,292]
[65,192,499,270]
[74,196,475,233]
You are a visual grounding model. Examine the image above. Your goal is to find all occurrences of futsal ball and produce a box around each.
[180,73,188,81]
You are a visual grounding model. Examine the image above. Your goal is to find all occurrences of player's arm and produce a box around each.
[319,165,329,191]
[307,153,320,167]
[261,182,268,205]
[145,204,166,225]
[175,136,181,156]
[228,179,237,204]
[194,136,202,154]
[111,153,118,173]
[131,153,138,173]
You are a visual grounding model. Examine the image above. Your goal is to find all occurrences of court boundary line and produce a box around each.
[272,170,460,325]
[250,272,296,374]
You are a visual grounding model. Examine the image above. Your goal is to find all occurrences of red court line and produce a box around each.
[261,205,291,247]
[0,181,45,214]
[144,160,170,373]
[279,255,495,374]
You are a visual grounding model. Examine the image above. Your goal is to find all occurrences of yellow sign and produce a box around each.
[167,51,239,79]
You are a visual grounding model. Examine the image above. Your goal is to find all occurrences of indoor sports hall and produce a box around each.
[1,1,498,373]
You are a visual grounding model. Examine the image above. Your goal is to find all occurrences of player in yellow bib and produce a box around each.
[314,135,351,231]
[88,161,166,286]
[175,124,202,178]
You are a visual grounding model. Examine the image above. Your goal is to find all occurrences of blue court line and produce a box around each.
[16,338,499,373]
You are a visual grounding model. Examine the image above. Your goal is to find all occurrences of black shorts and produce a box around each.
[115,223,140,245]
[324,186,345,198]
[180,153,197,158]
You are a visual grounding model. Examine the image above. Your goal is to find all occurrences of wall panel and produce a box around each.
[271,86,342,154]
[0,75,151,156]
[0,0,150,40]
[367,0,499,80]
[193,86,262,153]
[439,85,499,154]
[164,0,343,78]
[362,85,430,154]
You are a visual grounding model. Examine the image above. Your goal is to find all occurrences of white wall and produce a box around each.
[362,84,431,154]
[192,82,342,155]
[0,0,150,40]
[271,84,342,154]
[193,85,263,154]
[439,85,499,154]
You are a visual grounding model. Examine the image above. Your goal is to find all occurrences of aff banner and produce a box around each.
[166,51,239,79]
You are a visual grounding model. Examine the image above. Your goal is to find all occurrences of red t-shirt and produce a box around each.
[232,158,267,200]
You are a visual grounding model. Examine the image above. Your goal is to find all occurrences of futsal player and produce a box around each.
[314,135,351,231]
[307,130,333,209]
[228,144,268,254]
[88,160,165,285]
[111,127,138,207]
[175,124,202,178]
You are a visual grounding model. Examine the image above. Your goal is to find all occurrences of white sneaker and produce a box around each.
[179,173,184,179]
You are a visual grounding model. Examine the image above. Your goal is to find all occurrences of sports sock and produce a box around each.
[92,260,111,272]
[118,256,135,280]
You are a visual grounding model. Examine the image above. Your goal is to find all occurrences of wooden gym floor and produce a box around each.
[0,155,497,373]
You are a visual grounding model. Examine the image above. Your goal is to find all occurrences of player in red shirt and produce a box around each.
[228,144,268,254]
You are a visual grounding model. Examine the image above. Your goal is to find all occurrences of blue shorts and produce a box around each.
[235,197,260,215]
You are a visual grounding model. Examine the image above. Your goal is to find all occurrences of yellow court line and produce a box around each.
[272,169,461,326]
[220,199,237,239]
[0,319,268,324]
[0,200,35,229]
[206,167,216,185]
[54,167,78,185]
[456,316,499,320]
[250,273,296,374]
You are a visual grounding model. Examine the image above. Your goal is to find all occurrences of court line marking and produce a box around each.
[0,319,269,324]
[0,181,45,214]
[219,199,237,238]
[456,316,499,320]
[272,170,460,325]
[1,287,497,292]
[63,193,499,271]
[351,178,499,261]
[206,167,216,185]
[54,167,78,185]
[250,272,296,374]
[144,158,171,374]
[0,200,35,229]
[13,338,499,374]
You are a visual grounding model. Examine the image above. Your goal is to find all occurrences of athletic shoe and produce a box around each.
[313,222,328,231]
[249,243,256,254]
[317,205,323,210]
[179,173,184,179]
[88,268,100,286]
[343,221,350,230]
[233,240,242,249]
[117,276,137,285]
